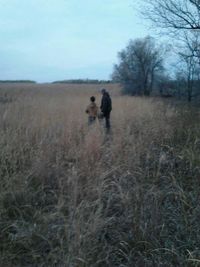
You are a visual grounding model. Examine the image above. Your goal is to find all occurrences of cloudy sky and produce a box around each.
[0,0,149,82]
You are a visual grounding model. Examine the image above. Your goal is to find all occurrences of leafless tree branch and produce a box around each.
[142,0,200,30]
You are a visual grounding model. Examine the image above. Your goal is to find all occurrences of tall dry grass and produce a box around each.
[0,83,200,267]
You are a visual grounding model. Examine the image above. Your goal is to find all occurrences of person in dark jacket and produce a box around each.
[100,88,112,130]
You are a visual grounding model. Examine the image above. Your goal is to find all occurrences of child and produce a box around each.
[85,96,98,125]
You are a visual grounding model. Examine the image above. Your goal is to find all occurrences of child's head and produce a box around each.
[90,96,95,102]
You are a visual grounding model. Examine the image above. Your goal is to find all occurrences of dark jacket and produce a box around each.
[100,92,112,115]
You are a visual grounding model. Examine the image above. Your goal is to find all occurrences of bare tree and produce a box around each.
[143,0,200,30]
[141,0,200,101]
[182,31,200,63]
[175,32,200,101]
[112,36,164,96]
[180,54,196,101]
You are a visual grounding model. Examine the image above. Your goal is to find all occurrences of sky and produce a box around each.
[0,0,150,82]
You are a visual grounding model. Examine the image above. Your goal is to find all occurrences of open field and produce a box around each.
[0,83,200,267]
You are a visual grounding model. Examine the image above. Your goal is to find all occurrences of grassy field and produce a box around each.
[0,83,200,267]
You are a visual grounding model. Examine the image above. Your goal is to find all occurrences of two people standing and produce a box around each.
[85,88,112,131]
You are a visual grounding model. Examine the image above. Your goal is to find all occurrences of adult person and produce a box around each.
[85,96,98,125]
[100,88,112,131]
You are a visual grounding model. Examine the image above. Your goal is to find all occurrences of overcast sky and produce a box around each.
[0,0,150,82]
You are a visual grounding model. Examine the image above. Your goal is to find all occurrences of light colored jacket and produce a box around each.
[86,102,98,117]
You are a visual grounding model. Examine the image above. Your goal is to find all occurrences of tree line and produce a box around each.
[52,79,113,84]
[0,80,36,83]
[112,0,200,102]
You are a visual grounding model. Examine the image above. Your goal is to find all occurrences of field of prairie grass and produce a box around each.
[0,83,200,267]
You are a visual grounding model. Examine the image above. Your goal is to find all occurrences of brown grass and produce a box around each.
[0,83,200,267]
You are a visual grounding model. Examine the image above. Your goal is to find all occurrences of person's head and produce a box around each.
[101,88,106,95]
[90,96,95,102]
